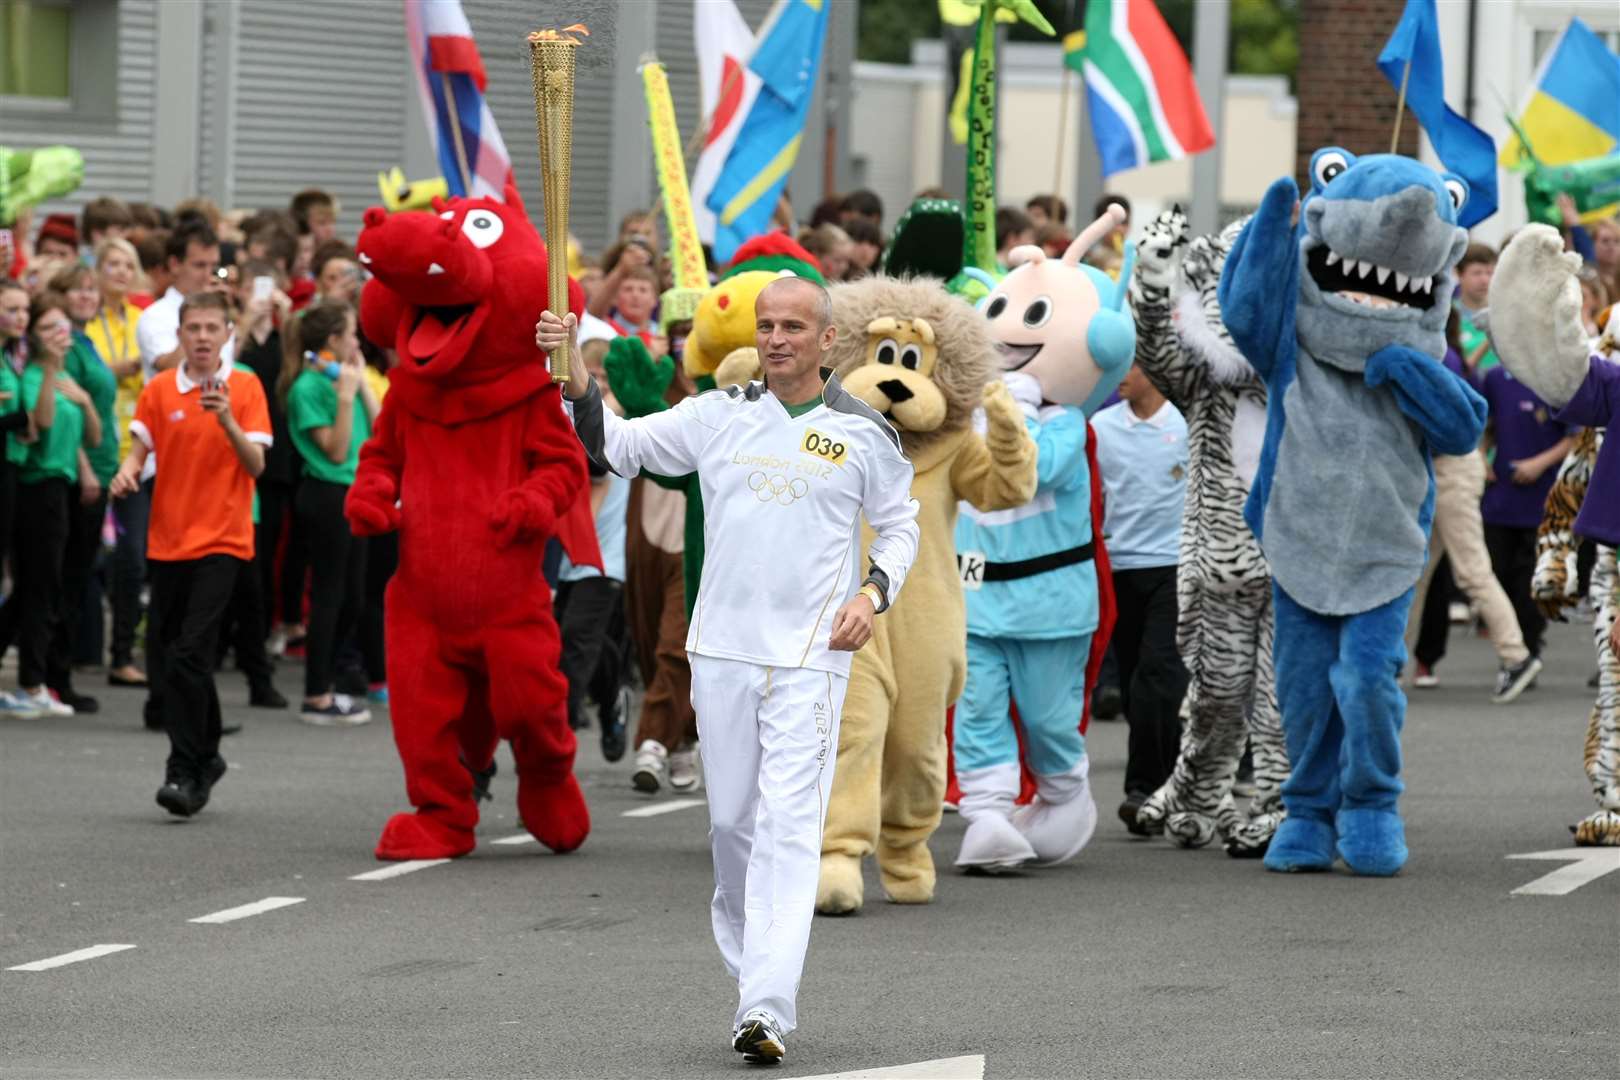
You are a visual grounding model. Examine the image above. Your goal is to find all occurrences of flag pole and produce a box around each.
[1053,66,1071,197]
[1390,56,1412,154]
[441,72,474,194]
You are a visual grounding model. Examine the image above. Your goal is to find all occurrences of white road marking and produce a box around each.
[188,896,307,923]
[622,798,705,818]
[1507,848,1620,896]
[7,944,137,972]
[492,834,537,846]
[796,1055,985,1079]
[349,859,452,881]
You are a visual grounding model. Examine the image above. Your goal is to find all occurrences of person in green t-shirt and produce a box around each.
[53,263,123,680]
[0,293,103,716]
[281,301,379,726]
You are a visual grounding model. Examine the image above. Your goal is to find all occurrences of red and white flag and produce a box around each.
[691,0,763,246]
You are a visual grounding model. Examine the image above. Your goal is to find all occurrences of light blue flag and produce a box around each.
[705,0,830,263]
[1377,0,1498,227]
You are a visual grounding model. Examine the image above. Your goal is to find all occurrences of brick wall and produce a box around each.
[1295,0,1421,185]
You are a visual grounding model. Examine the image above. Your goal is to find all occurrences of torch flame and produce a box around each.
[529,23,589,45]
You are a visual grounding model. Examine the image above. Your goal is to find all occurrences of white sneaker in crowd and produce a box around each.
[0,691,44,718]
[265,626,289,658]
[669,743,702,792]
[632,739,668,794]
[21,688,73,717]
[299,694,372,726]
[1448,601,1472,624]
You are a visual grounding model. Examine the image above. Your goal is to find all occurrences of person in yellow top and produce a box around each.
[81,236,151,687]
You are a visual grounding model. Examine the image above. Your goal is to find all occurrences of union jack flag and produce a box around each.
[405,0,513,201]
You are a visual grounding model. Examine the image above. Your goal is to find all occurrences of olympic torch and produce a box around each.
[528,24,588,382]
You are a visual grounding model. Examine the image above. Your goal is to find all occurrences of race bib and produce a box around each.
[800,428,848,466]
[958,551,986,591]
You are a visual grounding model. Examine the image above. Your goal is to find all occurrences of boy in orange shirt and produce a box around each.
[111,292,272,818]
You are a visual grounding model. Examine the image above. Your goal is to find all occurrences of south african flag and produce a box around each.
[1064,0,1215,178]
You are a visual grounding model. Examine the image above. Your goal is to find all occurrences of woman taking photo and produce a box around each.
[280,301,377,725]
[83,237,151,687]
[1,293,103,717]
[50,265,120,697]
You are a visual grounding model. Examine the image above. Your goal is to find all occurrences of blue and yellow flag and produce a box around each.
[706,0,829,264]
[1500,18,1620,169]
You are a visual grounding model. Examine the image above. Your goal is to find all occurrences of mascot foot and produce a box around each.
[1573,810,1620,847]
[375,812,476,861]
[816,854,865,916]
[1335,809,1407,876]
[1165,811,1218,849]
[516,774,591,854]
[877,839,936,905]
[1010,765,1098,866]
[955,815,1037,874]
[1263,816,1336,873]
[1224,813,1282,859]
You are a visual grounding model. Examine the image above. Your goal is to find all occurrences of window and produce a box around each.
[0,0,72,100]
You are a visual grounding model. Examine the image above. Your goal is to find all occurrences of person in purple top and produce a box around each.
[1479,365,1576,662]
[1404,310,1542,702]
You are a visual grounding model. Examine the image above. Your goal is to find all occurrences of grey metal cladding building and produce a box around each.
[8,0,857,255]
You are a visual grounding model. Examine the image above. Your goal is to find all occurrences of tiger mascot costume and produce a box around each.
[1531,390,1618,847]
[1493,237,1619,849]
[1125,208,1288,856]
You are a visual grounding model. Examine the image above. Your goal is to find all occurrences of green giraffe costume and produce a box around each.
[603,245,825,617]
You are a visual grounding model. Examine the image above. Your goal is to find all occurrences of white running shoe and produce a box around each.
[632,739,668,793]
[668,744,702,792]
[0,690,44,718]
[299,694,372,726]
[265,626,288,658]
[733,1010,786,1064]
[21,687,73,717]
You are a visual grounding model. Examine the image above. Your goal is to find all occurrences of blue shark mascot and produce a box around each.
[1220,149,1488,876]
[952,206,1137,873]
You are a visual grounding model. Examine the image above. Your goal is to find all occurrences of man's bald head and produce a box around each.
[757,274,832,331]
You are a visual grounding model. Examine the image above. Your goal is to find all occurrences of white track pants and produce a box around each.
[690,654,846,1035]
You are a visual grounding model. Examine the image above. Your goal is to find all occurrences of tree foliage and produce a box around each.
[857,0,1300,91]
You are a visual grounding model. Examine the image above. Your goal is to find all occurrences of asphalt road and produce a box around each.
[2,620,1615,1080]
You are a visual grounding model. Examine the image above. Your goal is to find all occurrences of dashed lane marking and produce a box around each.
[622,798,706,818]
[491,834,536,846]
[797,1055,986,1079]
[349,859,453,881]
[188,897,307,924]
[1507,848,1620,896]
[7,944,137,972]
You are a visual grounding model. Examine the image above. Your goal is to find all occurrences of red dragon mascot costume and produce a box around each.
[347,184,600,861]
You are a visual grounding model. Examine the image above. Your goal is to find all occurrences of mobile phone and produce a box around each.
[252,276,274,303]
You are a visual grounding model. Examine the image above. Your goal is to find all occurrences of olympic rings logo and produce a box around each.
[747,471,809,506]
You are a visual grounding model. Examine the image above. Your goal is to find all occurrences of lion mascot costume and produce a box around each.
[816,277,1038,914]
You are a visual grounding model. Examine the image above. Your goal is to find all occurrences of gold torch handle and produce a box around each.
[529,33,581,383]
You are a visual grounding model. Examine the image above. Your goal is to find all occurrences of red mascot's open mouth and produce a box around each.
[398,301,490,372]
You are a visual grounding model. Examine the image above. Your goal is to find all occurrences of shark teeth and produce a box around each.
[1321,244,1435,298]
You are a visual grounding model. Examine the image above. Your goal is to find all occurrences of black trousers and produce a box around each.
[1413,554,1458,669]
[1111,564,1189,799]
[149,556,241,781]
[1485,523,1545,658]
[52,491,107,690]
[554,576,627,728]
[256,477,297,634]
[296,478,365,698]
[108,480,150,668]
[215,550,275,688]
[2,480,72,689]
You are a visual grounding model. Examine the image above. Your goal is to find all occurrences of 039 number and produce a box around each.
[801,430,847,464]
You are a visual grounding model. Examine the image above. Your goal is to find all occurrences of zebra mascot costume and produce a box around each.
[1125,208,1288,856]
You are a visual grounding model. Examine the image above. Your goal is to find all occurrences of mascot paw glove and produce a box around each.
[1001,370,1044,420]
[489,486,556,550]
[603,336,675,419]
[982,380,1029,437]
[345,493,400,537]
[1362,343,1417,390]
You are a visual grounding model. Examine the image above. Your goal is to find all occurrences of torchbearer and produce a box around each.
[537,277,920,1065]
